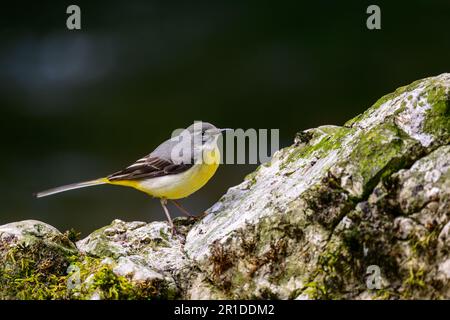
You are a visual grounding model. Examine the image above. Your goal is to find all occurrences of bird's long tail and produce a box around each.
[34,178,108,198]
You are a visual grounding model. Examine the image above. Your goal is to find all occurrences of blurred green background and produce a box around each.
[1,1,449,235]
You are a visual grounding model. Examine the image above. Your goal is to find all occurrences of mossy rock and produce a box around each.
[185,73,449,299]
[0,220,78,299]
[0,220,184,299]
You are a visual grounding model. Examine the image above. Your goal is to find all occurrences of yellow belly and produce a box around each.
[107,148,220,199]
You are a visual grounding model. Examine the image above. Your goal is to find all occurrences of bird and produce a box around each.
[35,122,230,232]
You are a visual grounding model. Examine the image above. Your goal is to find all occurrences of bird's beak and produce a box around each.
[220,128,233,133]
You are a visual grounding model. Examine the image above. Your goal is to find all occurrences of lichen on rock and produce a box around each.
[0,73,449,299]
[75,218,195,299]
[0,219,193,299]
[185,73,449,299]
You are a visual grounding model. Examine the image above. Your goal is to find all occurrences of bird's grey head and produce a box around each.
[165,122,231,164]
[185,122,222,145]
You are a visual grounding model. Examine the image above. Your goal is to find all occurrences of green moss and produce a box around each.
[402,267,426,297]
[0,238,77,300]
[343,113,363,127]
[302,206,401,300]
[281,126,350,170]
[159,229,169,242]
[0,238,174,300]
[345,89,401,127]
[87,264,162,299]
[409,230,438,257]
[244,170,258,187]
[374,289,396,300]
[302,281,328,299]
[347,123,418,196]
[298,247,352,300]
[204,215,306,298]
[69,256,175,300]
[91,265,135,299]
[86,240,120,259]
[345,78,427,128]
[423,94,449,143]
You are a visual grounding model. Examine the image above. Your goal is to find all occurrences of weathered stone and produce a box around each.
[75,218,196,298]
[184,73,449,299]
[0,220,78,299]
[0,74,448,299]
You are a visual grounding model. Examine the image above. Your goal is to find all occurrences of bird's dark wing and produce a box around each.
[107,156,192,181]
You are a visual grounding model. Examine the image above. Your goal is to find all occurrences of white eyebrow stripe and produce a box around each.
[127,162,145,168]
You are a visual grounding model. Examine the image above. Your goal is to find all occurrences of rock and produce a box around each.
[184,73,450,299]
[308,145,450,299]
[0,219,191,299]
[0,220,78,299]
[75,218,194,298]
[0,73,448,299]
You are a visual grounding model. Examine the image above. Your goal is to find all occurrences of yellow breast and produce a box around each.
[108,148,220,199]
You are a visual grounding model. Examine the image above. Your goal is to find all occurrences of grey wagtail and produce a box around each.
[35,122,230,232]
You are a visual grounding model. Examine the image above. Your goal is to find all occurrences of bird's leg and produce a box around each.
[160,198,176,234]
[171,200,195,218]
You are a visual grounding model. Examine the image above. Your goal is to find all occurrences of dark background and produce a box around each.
[1,1,449,235]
